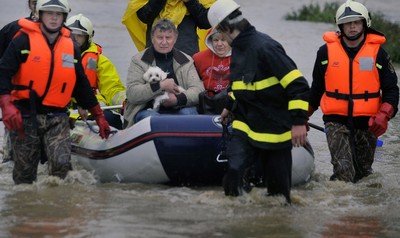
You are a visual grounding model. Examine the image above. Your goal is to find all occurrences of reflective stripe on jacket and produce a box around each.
[82,43,101,89]
[320,31,384,116]
[228,26,309,150]
[11,18,76,108]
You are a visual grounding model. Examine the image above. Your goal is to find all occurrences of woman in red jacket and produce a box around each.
[193,28,231,114]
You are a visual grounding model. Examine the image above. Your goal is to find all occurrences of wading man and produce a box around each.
[0,0,111,184]
[308,0,399,182]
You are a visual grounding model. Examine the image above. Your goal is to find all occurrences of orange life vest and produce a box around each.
[81,44,102,89]
[320,31,384,116]
[11,18,76,108]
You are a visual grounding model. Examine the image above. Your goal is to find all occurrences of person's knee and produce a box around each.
[104,109,123,129]
[134,109,160,123]
[178,107,198,115]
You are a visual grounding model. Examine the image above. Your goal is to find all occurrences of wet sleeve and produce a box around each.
[377,47,399,116]
[224,84,235,111]
[0,34,29,95]
[0,23,10,58]
[96,54,126,105]
[261,42,310,125]
[0,20,19,58]
[184,0,211,29]
[136,0,167,24]
[309,45,328,111]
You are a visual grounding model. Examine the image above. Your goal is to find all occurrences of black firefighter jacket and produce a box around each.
[227,25,310,150]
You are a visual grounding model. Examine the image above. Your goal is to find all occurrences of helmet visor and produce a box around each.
[40,6,67,13]
[71,29,88,36]
[337,16,364,25]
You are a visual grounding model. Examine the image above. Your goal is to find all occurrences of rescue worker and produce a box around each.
[208,0,310,204]
[0,0,38,163]
[308,0,399,182]
[0,0,111,184]
[66,14,126,129]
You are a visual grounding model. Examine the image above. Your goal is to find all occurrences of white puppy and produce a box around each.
[143,66,184,111]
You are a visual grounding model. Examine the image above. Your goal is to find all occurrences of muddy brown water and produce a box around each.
[1,0,399,237]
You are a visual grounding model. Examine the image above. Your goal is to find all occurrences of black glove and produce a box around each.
[222,169,243,196]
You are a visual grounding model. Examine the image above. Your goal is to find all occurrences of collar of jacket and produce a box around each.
[141,47,190,65]
[231,25,257,50]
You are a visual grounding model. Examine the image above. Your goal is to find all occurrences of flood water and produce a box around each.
[1,0,400,237]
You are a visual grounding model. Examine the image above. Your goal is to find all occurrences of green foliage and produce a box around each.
[285,2,339,23]
[372,12,400,63]
[285,2,400,63]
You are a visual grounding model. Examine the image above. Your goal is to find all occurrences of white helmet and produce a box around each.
[207,0,240,28]
[36,0,70,15]
[66,14,94,42]
[336,0,371,27]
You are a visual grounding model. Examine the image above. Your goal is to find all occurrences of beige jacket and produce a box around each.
[124,47,204,127]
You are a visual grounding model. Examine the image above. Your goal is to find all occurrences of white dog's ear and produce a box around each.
[143,70,150,81]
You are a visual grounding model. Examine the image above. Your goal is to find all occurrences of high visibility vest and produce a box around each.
[82,44,101,89]
[11,18,76,108]
[320,31,384,116]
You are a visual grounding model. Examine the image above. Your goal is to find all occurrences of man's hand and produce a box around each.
[160,78,181,94]
[161,93,178,108]
[291,125,307,147]
[220,108,231,125]
[77,107,88,121]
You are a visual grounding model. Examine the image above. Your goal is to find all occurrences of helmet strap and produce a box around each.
[80,39,90,52]
[343,31,364,41]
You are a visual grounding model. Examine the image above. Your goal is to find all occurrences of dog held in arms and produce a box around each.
[143,66,185,111]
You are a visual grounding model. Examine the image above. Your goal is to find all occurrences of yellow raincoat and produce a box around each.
[70,42,126,119]
[121,0,215,52]
[85,42,126,106]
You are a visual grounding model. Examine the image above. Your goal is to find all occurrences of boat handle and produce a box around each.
[216,153,228,163]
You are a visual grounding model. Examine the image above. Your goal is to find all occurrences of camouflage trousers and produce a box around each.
[10,113,72,184]
[325,122,377,182]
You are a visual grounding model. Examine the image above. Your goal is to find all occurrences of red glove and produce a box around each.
[368,102,394,137]
[88,104,111,139]
[0,95,23,133]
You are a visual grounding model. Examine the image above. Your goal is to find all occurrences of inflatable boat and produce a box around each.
[71,115,315,186]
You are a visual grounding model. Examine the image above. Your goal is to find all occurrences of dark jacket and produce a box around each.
[0,28,98,114]
[227,25,310,150]
[136,0,210,56]
[309,30,399,129]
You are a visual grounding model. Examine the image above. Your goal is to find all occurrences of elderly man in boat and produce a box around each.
[123,18,204,128]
